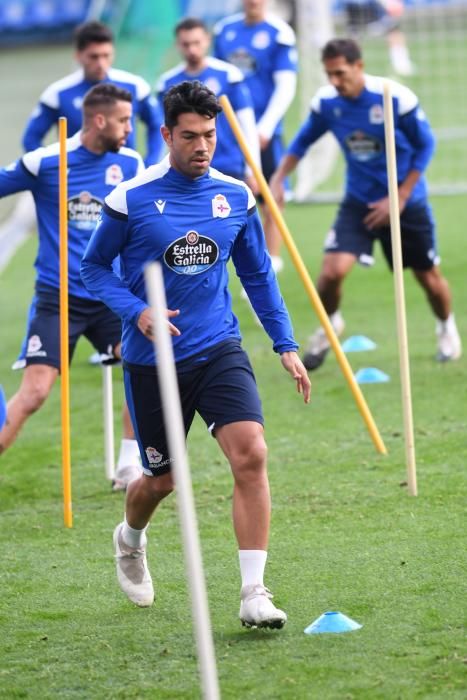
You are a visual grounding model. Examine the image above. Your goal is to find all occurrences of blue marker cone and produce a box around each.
[342,335,377,352]
[0,385,6,431]
[304,611,362,634]
[355,367,390,384]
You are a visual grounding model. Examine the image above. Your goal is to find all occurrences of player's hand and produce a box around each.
[280,351,311,404]
[364,197,391,229]
[269,172,285,207]
[137,307,181,340]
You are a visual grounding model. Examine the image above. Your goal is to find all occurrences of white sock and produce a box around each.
[239,550,267,587]
[117,438,140,468]
[330,310,343,329]
[440,313,457,333]
[270,255,284,274]
[121,517,147,548]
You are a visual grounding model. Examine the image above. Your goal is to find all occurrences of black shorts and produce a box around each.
[124,339,264,477]
[25,285,122,369]
[324,197,439,271]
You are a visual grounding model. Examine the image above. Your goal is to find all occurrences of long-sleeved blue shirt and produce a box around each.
[22,67,163,165]
[288,74,435,204]
[81,158,298,366]
[0,132,144,299]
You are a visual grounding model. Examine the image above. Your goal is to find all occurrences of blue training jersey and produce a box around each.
[81,157,298,366]
[0,132,144,299]
[22,67,164,165]
[157,57,254,178]
[213,12,297,136]
[288,74,435,204]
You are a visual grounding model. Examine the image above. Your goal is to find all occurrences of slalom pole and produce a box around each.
[59,116,73,526]
[144,263,220,700]
[219,94,387,455]
[102,363,116,481]
[383,81,417,495]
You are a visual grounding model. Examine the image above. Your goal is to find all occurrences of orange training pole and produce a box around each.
[59,117,73,526]
[219,94,387,455]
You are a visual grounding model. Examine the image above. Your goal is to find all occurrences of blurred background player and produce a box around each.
[213,0,298,274]
[0,84,144,490]
[343,0,416,76]
[7,19,164,370]
[156,16,260,186]
[271,38,461,370]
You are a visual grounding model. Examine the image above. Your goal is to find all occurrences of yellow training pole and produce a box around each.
[59,117,73,526]
[383,82,417,495]
[219,94,387,455]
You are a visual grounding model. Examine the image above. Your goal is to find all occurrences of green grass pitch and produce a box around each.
[0,194,466,699]
[0,38,466,700]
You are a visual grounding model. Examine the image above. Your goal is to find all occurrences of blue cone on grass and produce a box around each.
[304,611,362,634]
[0,385,6,430]
[355,367,390,384]
[342,335,377,352]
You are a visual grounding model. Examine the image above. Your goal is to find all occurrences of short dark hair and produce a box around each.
[73,20,114,51]
[321,38,362,64]
[175,17,208,35]
[163,81,222,130]
[83,83,132,115]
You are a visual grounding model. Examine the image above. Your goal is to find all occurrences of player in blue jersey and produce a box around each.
[0,85,144,490]
[213,0,298,273]
[270,38,461,370]
[11,20,164,372]
[23,20,163,163]
[156,17,260,186]
[81,81,311,628]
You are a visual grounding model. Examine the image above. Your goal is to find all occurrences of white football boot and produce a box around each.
[436,317,462,362]
[239,584,287,629]
[113,522,154,607]
[302,311,345,371]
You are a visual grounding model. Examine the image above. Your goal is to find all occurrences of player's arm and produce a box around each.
[269,108,327,205]
[228,75,261,180]
[0,153,40,197]
[22,101,59,152]
[136,80,164,165]
[233,203,310,402]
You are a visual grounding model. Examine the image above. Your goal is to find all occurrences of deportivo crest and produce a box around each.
[369,104,384,124]
[252,30,270,49]
[164,230,219,275]
[212,194,231,218]
[145,446,163,464]
[205,77,221,95]
[105,164,124,185]
[27,335,42,354]
[68,191,103,230]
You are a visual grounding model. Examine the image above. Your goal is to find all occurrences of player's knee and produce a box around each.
[20,380,50,415]
[147,472,174,501]
[231,435,268,481]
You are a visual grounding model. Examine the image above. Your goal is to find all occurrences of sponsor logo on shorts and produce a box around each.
[26,334,47,357]
[164,230,219,275]
[324,228,338,250]
[68,191,103,230]
[345,130,383,162]
[145,446,163,464]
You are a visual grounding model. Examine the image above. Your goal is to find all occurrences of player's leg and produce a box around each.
[303,198,375,370]
[0,364,57,454]
[381,200,461,361]
[85,309,141,490]
[259,135,286,273]
[11,295,37,371]
[112,368,196,607]
[196,342,286,628]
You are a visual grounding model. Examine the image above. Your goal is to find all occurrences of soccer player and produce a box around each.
[343,1,416,77]
[156,17,260,187]
[270,38,461,370]
[0,84,144,490]
[23,20,163,164]
[81,81,311,628]
[213,0,298,273]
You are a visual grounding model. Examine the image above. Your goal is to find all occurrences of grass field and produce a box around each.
[1,194,466,699]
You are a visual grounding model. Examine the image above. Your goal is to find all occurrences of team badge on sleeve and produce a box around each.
[212,194,231,218]
[105,164,124,185]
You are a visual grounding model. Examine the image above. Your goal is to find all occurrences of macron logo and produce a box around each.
[155,199,166,214]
